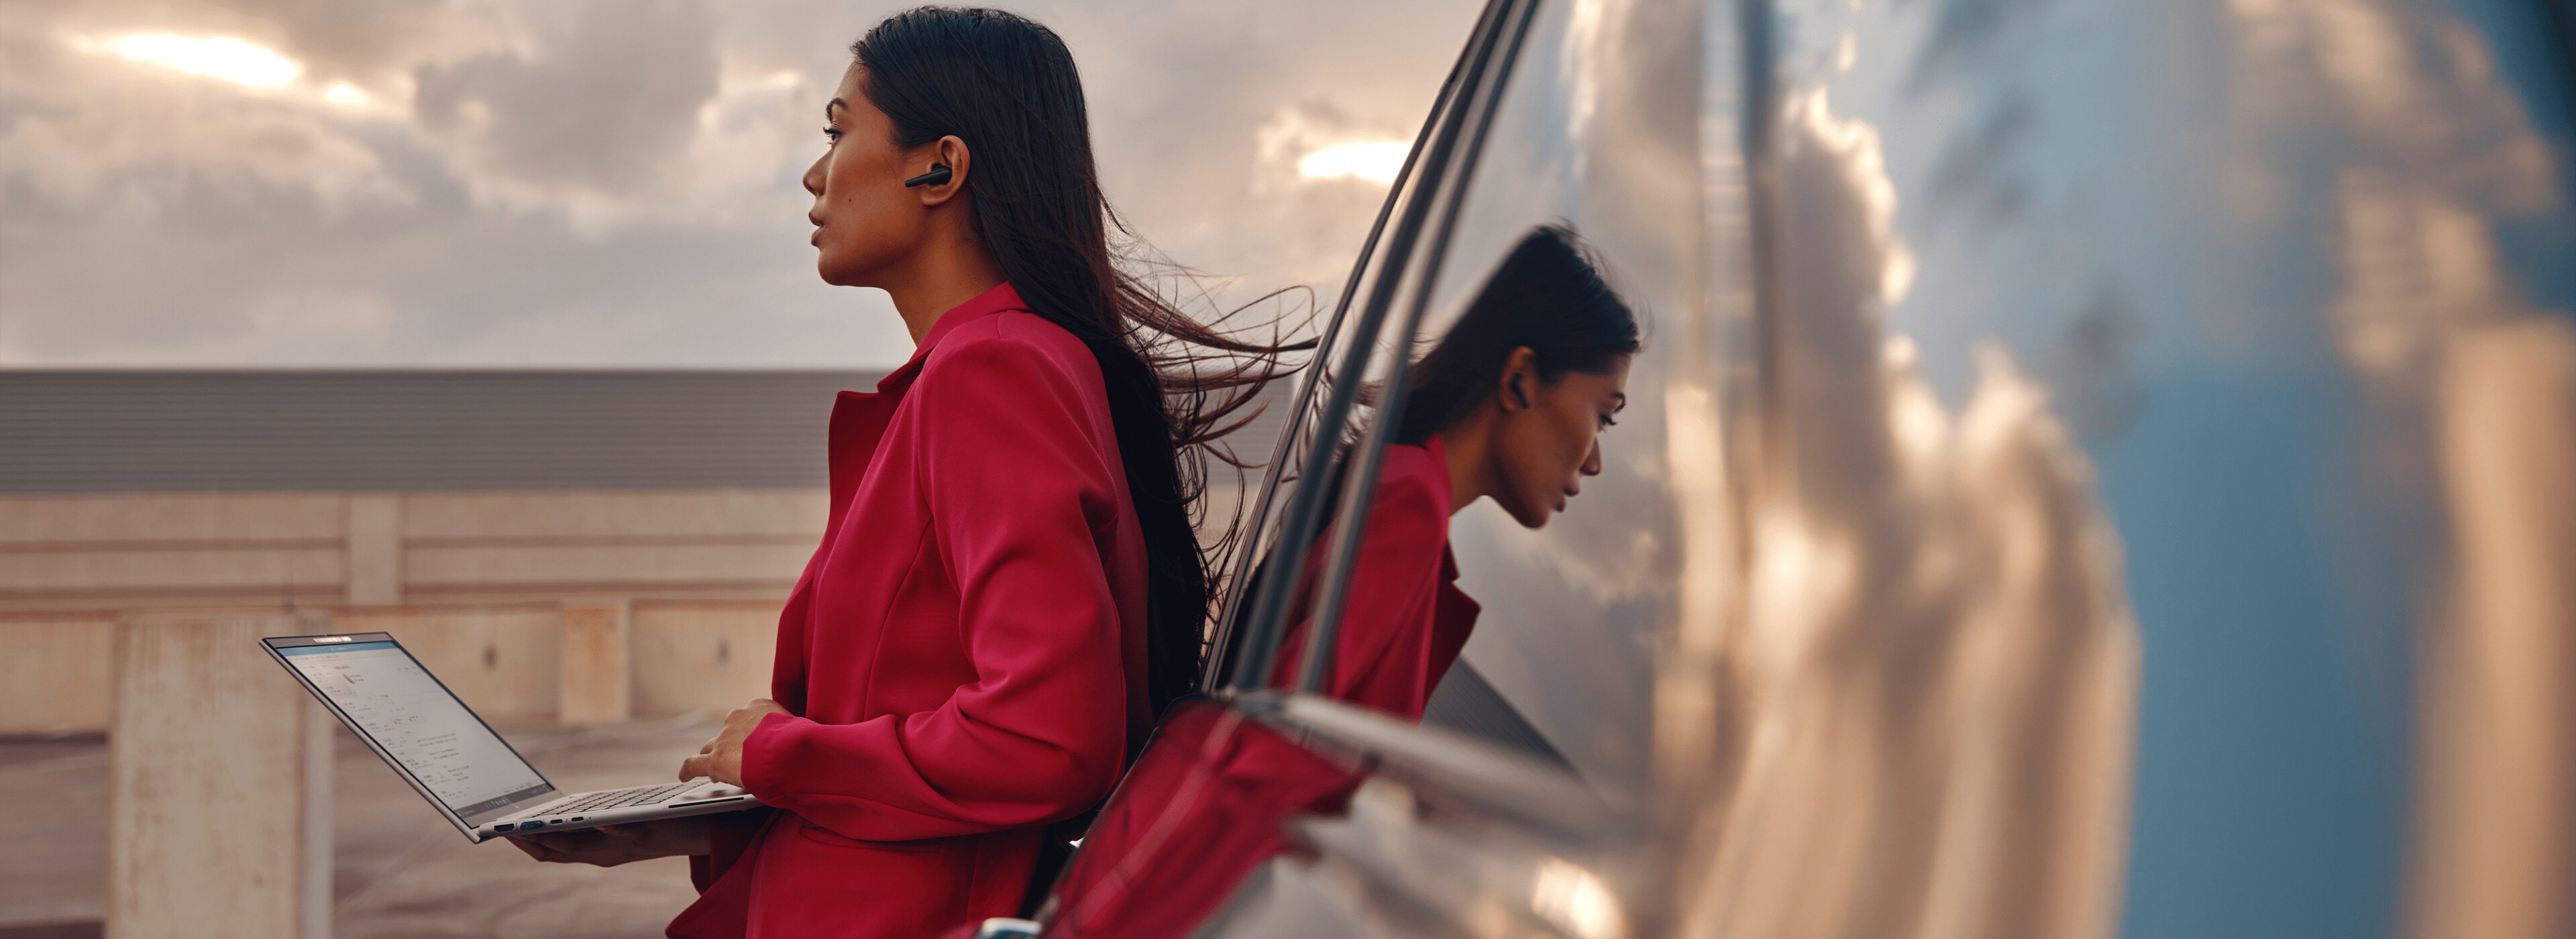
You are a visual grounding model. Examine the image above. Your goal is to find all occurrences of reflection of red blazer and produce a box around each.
[1271,435,1481,720]
[669,282,1152,939]
[1025,439,1484,939]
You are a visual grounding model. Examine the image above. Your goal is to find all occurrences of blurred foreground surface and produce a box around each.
[0,717,718,939]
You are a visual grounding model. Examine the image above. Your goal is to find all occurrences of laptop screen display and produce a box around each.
[278,640,551,819]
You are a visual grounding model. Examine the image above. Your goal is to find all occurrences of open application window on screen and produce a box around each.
[278,641,549,817]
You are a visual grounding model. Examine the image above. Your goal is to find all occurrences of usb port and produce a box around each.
[494,823,515,832]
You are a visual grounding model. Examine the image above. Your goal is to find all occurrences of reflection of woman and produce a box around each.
[1036,225,1642,939]
[508,8,1281,938]
[1273,223,1640,718]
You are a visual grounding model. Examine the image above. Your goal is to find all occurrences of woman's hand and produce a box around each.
[679,698,789,787]
[506,816,714,867]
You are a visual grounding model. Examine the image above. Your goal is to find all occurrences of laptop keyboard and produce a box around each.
[547,781,700,814]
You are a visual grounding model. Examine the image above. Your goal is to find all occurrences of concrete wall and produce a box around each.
[108,612,332,939]
[0,488,826,613]
[3,601,786,734]
[0,487,814,733]
[0,612,117,734]
[633,601,782,717]
[0,482,1263,733]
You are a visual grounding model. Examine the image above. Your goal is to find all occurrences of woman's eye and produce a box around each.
[1599,413,1619,429]
[822,126,843,144]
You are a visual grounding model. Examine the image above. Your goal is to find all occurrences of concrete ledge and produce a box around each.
[108,612,330,939]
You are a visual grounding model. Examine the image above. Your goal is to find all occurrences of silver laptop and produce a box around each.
[263,631,763,843]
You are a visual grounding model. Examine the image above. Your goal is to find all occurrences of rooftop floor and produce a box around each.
[0,715,724,938]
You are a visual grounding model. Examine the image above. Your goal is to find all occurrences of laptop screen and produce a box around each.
[277,639,552,820]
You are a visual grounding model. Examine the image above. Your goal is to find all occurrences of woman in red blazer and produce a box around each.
[508,9,1282,938]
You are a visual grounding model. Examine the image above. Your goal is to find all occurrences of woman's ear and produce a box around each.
[916,134,971,206]
[1495,346,1540,411]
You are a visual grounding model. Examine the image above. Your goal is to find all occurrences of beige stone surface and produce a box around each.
[398,490,825,540]
[0,547,345,596]
[632,602,781,717]
[0,486,816,731]
[400,543,813,592]
[2,717,724,938]
[0,614,115,734]
[558,602,633,725]
[0,488,817,613]
[343,496,401,608]
[0,493,347,543]
[109,612,331,939]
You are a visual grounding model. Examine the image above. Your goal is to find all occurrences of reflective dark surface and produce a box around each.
[1042,1,2576,937]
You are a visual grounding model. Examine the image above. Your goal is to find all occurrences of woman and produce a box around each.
[1268,223,1639,718]
[509,8,1281,938]
[1039,225,1640,939]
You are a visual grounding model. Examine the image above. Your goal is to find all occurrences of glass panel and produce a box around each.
[1214,0,1545,695]
[1201,0,1490,688]
[1275,0,1715,806]
[1679,1,2576,938]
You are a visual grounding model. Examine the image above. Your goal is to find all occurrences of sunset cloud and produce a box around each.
[0,0,1478,367]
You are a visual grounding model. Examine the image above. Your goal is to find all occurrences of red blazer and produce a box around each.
[1269,435,1481,720]
[670,282,1152,939]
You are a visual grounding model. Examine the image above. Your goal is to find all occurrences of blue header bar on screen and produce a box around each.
[278,641,399,656]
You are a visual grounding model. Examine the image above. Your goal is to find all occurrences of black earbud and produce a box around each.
[903,164,953,188]
[1510,375,1531,409]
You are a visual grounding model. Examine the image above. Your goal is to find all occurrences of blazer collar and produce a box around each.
[1417,433,1463,586]
[874,281,1028,394]
[1420,432,1458,517]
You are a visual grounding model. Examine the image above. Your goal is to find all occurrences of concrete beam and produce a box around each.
[558,602,633,724]
[632,601,779,718]
[0,614,116,734]
[344,495,400,607]
[109,612,331,939]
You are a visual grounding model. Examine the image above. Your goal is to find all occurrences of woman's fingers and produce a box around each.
[510,831,604,864]
[678,751,708,781]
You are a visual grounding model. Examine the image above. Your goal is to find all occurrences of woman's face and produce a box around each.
[1488,353,1631,529]
[803,64,940,287]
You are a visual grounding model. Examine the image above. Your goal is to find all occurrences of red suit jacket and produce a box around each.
[1269,435,1481,717]
[670,282,1152,939]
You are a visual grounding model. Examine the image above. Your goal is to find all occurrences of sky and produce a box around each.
[0,0,1481,368]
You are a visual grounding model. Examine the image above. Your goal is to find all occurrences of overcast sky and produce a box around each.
[0,0,1479,368]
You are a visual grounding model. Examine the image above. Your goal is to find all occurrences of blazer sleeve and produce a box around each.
[735,323,1132,842]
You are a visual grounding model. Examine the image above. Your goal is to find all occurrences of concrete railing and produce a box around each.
[72,600,782,936]
[2,600,782,736]
[110,612,334,939]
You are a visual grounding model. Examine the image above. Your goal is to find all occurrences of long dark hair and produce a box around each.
[1395,223,1640,444]
[853,7,1292,717]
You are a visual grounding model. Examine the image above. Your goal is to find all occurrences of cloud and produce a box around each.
[413,0,766,229]
[2222,0,2561,383]
[0,0,1483,366]
[1675,89,2139,939]
[0,13,413,211]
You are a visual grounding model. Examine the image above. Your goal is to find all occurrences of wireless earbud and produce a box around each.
[904,164,953,188]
